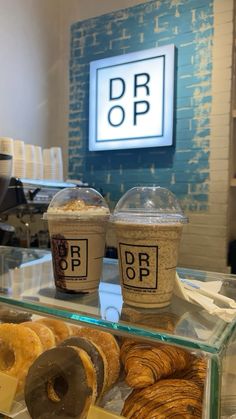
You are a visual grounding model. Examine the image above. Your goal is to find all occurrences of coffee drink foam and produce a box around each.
[47,199,110,217]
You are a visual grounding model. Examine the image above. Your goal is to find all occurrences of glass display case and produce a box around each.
[0,246,236,418]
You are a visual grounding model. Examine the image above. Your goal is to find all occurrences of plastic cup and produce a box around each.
[111,186,188,308]
[43,187,110,293]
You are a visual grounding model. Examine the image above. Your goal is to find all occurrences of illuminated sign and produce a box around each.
[89,44,175,151]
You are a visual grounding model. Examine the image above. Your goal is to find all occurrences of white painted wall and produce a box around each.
[0,0,60,148]
[0,0,154,179]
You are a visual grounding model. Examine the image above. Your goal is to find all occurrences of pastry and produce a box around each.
[0,306,32,323]
[72,326,120,388]
[121,339,191,388]
[122,378,202,418]
[69,324,80,335]
[22,321,56,351]
[173,356,207,391]
[60,336,108,398]
[0,323,42,392]
[35,317,71,344]
[24,346,96,419]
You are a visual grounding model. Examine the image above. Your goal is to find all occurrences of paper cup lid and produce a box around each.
[111,186,188,224]
[43,187,110,220]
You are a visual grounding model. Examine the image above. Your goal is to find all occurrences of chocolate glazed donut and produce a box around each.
[60,336,107,399]
[24,346,95,419]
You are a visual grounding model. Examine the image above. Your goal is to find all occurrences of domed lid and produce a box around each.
[43,187,110,220]
[112,186,188,224]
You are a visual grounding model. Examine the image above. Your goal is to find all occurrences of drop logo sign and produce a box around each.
[52,237,88,280]
[89,44,174,151]
[119,243,158,290]
[108,72,155,129]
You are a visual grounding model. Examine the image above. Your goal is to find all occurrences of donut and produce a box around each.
[0,323,42,392]
[60,336,108,399]
[22,322,56,351]
[0,306,32,323]
[73,326,120,388]
[35,318,71,344]
[24,346,97,419]
[69,324,80,335]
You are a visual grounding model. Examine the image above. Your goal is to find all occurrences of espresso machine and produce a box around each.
[0,174,86,247]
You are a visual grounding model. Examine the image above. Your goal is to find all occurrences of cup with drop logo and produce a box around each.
[43,187,110,293]
[112,186,188,308]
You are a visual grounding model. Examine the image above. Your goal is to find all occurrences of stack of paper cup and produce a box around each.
[13,139,26,178]
[0,137,14,156]
[51,147,63,181]
[43,148,56,180]
[35,145,43,179]
[0,137,13,177]
[25,144,36,179]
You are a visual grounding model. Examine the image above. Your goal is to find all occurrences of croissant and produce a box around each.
[122,378,203,418]
[121,340,192,388]
[173,356,207,391]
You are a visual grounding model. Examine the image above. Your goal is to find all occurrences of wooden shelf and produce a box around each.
[231,178,236,187]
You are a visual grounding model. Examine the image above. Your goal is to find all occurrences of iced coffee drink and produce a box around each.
[112,187,188,308]
[44,187,110,293]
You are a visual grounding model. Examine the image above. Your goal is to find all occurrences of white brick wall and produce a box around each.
[178,0,234,273]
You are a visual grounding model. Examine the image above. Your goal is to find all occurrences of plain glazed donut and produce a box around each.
[69,324,80,335]
[35,318,71,344]
[22,322,56,351]
[24,346,96,419]
[60,336,108,399]
[0,323,42,392]
[73,326,120,389]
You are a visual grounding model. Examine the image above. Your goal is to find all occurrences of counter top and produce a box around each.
[0,246,236,354]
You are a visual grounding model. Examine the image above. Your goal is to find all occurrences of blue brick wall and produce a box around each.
[68,0,213,211]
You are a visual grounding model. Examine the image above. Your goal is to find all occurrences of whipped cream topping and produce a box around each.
[47,199,110,216]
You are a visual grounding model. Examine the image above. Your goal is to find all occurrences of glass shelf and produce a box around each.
[0,246,236,354]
